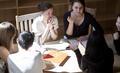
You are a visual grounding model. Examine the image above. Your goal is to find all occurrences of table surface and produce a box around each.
[44,50,82,73]
[11,40,84,73]
[42,40,84,73]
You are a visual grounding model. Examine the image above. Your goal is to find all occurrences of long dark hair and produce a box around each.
[86,31,109,60]
[87,31,108,49]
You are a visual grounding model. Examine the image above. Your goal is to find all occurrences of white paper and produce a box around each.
[78,42,86,56]
[42,42,70,50]
[46,50,82,72]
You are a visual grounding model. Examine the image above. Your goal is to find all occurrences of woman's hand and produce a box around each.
[67,16,74,24]
[67,11,78,24]
[47,17,54,30]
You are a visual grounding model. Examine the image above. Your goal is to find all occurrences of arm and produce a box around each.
[50,27,58,40]
[32,17,43,36]
[50,17,59,40]
[32,17,50,44]
[0,46,10,62]
[40,29,49,45]
[66,16,74,35]
[63,12,74,37]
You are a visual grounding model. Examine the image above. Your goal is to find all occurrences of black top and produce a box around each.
[63,11,104,39]
[82,31,114,73]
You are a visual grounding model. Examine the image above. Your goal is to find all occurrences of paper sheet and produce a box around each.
[41,42,69,50]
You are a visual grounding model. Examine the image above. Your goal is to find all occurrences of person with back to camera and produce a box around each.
[7,31,46,73]
[0,22,17,73]
[32,2,59,45]
[63,0,104,69]
[81,31,114,73]
[113,14,120,55]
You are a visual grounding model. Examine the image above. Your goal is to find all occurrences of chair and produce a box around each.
[15,12,42,34]
[85,7,96,17]
[85,7,96,35]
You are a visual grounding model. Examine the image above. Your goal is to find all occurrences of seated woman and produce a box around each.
[63,0,104,67]
[63,0,103,39]
[113,14,120,55]
[0,21,17,61]
[81,31,114,73]
[0,22,17,73]
[32,2,59,45]
[7,31,46,73]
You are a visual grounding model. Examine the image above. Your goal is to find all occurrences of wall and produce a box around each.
[0,0,120,34]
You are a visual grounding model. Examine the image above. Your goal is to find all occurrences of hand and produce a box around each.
[47,17,53,24]
[47,21,53,29]
[47,18,54,29]
[67,12,77,24]
[67,16,74,24]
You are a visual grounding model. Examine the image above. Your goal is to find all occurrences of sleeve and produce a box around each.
[63,12,71,38]
[32,17,43,36]
[32,17,38,33]
[89,14,104,34]
[32,17,42,33]
[81,55,87,71]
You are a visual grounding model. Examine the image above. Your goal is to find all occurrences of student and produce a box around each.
[0,21,17,61]
[32,2,59,45]
[81,31,114,73]
[63,0,103,39]
[113,14,120,55]
[63,0,104,68]
[7,31,46,73]
[0,22,17,73]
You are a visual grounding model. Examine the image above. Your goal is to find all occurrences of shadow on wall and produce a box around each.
[57,24,64,40]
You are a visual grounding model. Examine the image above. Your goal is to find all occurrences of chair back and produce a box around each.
[85,7,96,35]
[15,12,42,34]
[85,7,96,17]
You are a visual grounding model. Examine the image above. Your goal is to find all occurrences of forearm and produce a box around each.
[50,29,58,40]
[66,22,74,35]
[40,27,49,44]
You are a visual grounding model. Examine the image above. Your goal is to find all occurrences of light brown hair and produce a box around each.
[0,22,16,51]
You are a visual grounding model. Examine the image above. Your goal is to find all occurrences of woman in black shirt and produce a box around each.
[63,0,103,39]
[63,0,104,70]
[113,14,120,55]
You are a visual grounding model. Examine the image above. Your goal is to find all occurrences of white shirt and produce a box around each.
[32,15,59,44]
[29,42,46,54]
[7,47,45,73]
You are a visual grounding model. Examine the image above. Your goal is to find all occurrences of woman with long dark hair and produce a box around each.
[82,31,114,73]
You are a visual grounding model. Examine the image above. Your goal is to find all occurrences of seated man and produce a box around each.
[7,31,46,73]
[113,14,120,55]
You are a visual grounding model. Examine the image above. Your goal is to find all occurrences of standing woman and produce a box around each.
[32,2,59,45]
[63,0,103,39]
